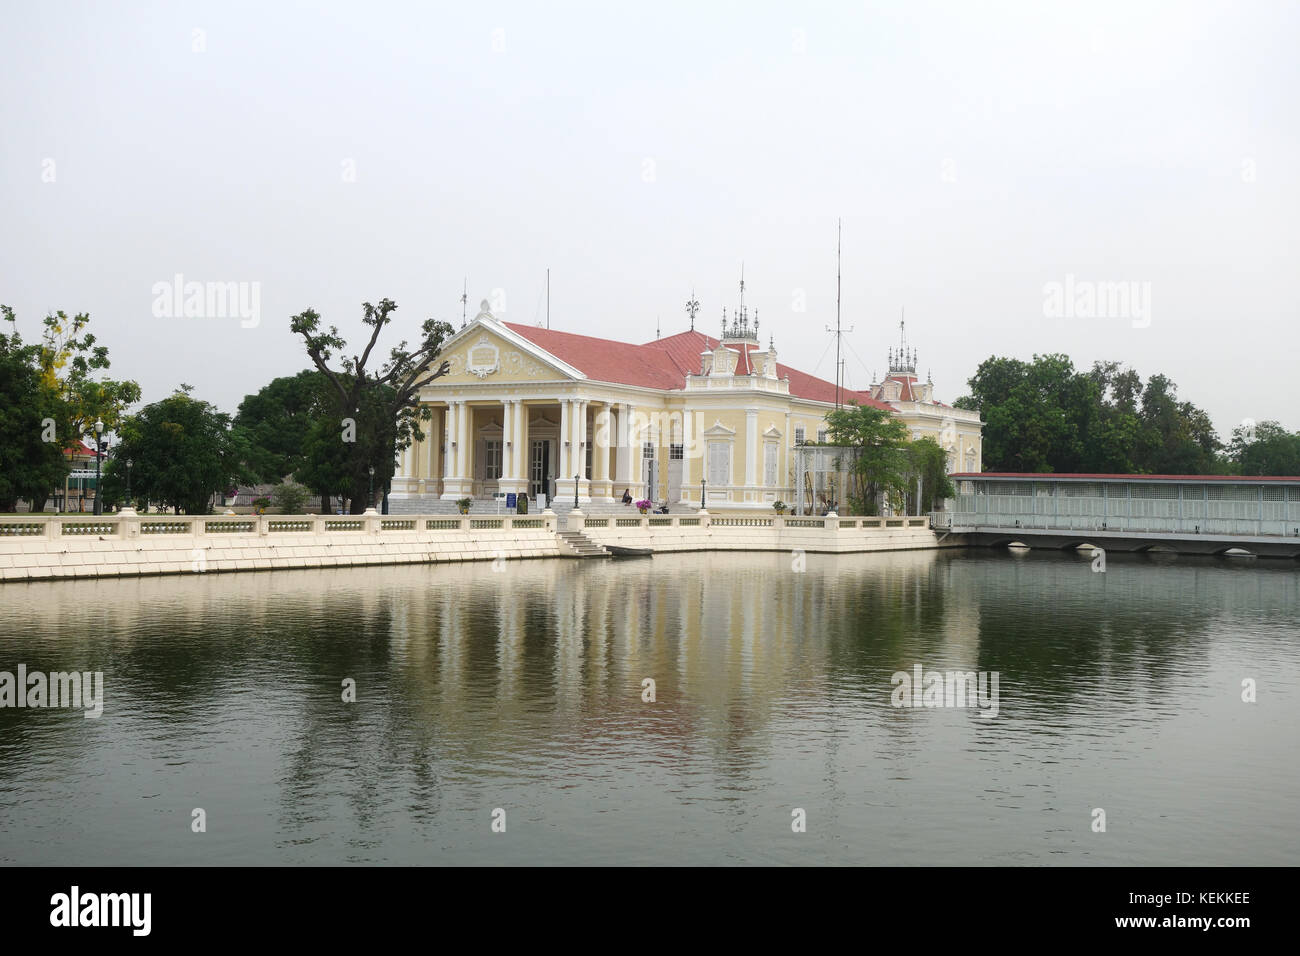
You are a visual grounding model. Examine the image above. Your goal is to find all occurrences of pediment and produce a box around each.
[426,318,582,388]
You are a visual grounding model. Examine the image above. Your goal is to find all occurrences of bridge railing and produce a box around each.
[944,511,1300,538]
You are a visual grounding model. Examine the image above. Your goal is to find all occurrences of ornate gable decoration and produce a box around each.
[466,334,500,379]
[703,420,737,437]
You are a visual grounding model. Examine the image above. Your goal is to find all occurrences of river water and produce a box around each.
[1,549,1296,865]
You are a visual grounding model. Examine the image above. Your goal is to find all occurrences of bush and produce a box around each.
[273,481,309,514]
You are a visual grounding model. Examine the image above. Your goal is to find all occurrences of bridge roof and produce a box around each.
[951,472,1300,484]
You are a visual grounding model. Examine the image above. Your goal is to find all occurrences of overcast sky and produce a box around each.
[3,0,1297,437]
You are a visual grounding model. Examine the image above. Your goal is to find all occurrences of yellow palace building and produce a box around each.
[390,299,982,512]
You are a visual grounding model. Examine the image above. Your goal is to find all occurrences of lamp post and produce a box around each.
[368,464,375,510]
[700,477,706,510]
[93,420,105,515]
[125,458,133,505]
[573,474,579,511]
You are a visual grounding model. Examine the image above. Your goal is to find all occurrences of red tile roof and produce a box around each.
[502,323,889,408]
[884,374,918,401]
[62,440,97,458]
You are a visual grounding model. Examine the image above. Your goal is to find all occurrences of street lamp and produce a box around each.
[93,420,105,515]
[126,458,133,505]
[700,477,706,510]
[573,474,579,511]
[368,464,375,509]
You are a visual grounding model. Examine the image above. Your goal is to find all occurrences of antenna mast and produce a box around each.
[825,219,854,408]
[460,278,468,328]
[546,268,550,330]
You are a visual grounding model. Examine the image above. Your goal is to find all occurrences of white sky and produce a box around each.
[2,0,1297,436]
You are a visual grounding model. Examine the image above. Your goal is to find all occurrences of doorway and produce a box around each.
[530,439,551,500]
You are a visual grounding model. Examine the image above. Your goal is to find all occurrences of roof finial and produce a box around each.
[685,290,700,331]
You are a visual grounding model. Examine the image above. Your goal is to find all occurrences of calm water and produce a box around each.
[1,549,1297,866]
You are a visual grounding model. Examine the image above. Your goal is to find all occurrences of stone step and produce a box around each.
[556,530,611,558]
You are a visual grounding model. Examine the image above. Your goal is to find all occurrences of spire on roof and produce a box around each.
[722,270,759,344]
[685,290,700,331]
[888,313,917,374]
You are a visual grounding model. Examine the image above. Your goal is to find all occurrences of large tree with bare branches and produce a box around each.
[291,299,453,513]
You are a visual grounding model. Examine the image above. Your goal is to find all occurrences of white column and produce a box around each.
[578,400,589,479]
[784,410,792,500]
[745,409,758,488]
[457,402,470,477]
[515,401,526,481]
[617,403,637,484]
[442,407,451,478]
[501,400,513,480]
[593,406,610,483]
[559,398,571,479]
[434,416,444,481]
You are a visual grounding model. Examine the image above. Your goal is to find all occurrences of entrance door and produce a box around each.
[643,456,659,504]
[667,446,683,504]
[530,440,550,498]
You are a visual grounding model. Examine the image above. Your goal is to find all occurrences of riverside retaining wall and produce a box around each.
[576,512,962,554]
[0,510,963,582]
[0,510,563,582]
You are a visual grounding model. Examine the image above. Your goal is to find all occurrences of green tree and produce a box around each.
[0,306,66,511]
[271,481,310,515]
[905,437,956,514]
[1134,374,1220,473]
[33,310,141,511]
[291,298,453,513]
[958,355,1220,474]
[106,387,250,514]
[232,370,327,484]
[1229,420,1300,476]
[824,402,910,514]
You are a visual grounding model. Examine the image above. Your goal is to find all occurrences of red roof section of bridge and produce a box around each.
[950,472,1300,482]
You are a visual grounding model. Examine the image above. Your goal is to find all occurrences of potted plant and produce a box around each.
[635,499,651,514]
[252,496,271,516]
[456,497,472,515]
[773,500,788,515]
